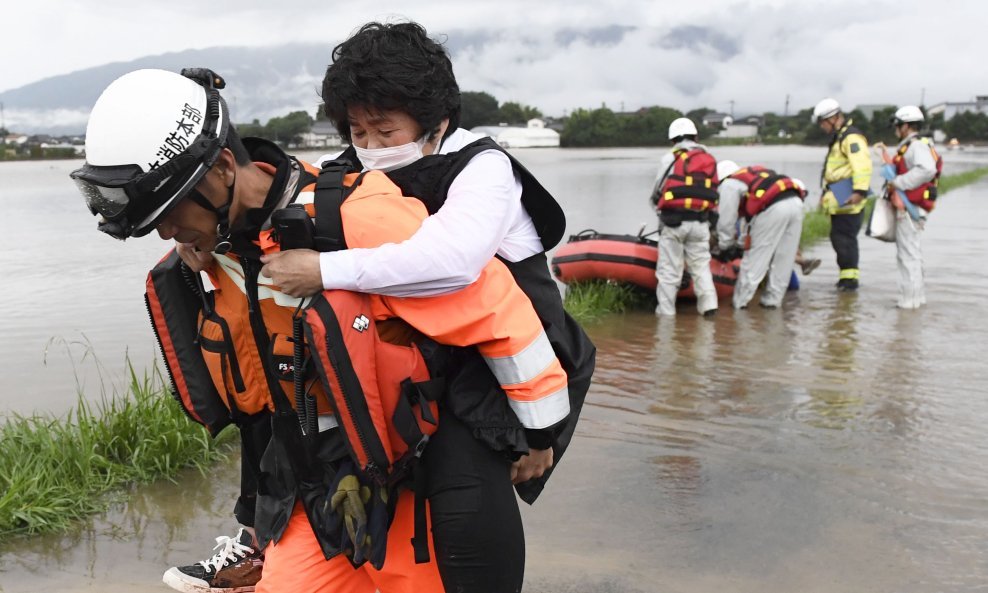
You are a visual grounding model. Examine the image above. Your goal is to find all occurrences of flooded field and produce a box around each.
[2,146,987,592]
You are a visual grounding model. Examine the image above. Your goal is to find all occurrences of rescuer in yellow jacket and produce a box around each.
[812,98,873,291]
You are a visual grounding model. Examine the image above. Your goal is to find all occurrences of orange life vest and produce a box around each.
[893,136,943,212]
[657,147,719,212]
[260,163,570,433]
[728,166,806,220]
[147,156,569,468]
[145,249,442,485]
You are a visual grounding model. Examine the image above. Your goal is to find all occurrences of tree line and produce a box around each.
[560,105,988,148]
[229,92,988,149]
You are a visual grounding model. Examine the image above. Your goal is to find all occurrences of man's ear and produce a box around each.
[214,148,237,186]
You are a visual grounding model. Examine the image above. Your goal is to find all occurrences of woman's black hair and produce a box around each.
[321,21,461,144]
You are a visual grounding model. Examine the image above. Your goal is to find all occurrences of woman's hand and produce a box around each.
[260,250,323,297]
[510,447,554,484]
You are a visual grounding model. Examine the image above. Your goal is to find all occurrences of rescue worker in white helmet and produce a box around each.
[714,160,807,309]
[812,97,873,291]
[648,117,719,316]
[72,67,573,593]
[880,105,942,308]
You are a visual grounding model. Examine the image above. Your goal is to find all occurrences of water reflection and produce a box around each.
[0,450,241,592]
[801,295,865,429]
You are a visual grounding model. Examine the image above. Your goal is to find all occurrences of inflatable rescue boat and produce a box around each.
[550,230,740,299]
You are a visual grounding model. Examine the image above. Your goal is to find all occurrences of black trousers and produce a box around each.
[234,413,273,528]
[423,409,525,593]
[236,406,525,592]
[829,211,864,273]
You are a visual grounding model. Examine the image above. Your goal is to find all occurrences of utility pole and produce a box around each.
[920,87,926,107]
[729,100,735,118]
[782,94,790,137]
[0,101,5,134]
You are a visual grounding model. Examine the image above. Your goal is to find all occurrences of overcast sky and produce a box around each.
[2,0,983,117]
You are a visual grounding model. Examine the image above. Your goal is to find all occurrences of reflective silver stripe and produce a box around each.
[484,331,556,386]
[317,415,339,432]
[508,386,570,429]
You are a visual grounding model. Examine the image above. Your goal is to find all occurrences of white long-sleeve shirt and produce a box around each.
[715,177,747,249]
[317,128,543,297]
[891,133,938,191]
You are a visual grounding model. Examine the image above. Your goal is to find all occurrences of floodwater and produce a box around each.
[2,145,988,592]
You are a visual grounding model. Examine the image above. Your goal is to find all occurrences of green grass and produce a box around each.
[563,166,988,319]
[799,208,832,248]
[938,166,988,194]
[563,280,652,324]
[0,358,234,540]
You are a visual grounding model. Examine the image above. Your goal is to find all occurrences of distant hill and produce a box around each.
[0,43,338,135]
[0,26,638,135]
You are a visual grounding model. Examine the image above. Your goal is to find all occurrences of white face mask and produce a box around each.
[353,134,432,172]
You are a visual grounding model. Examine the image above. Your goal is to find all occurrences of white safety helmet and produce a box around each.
[811,97,841,123]
[71,68,229,240]
[892,105,924,125]
[716,160,740,180]
[668,117,699,140]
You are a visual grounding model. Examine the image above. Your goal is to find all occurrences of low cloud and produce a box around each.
[4,108,91,135]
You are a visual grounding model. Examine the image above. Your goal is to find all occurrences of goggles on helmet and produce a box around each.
[72,69,229,240]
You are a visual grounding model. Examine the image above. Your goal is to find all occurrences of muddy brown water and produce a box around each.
[2,146,987,592]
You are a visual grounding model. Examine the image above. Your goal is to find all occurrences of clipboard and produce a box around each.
[827,178,855,206]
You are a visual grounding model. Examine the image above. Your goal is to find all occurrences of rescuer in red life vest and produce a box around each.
[881,105,942,309]
[714,160,807,309]
[649,117,719,317]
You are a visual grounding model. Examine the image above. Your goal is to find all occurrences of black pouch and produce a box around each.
[660,211,684,228]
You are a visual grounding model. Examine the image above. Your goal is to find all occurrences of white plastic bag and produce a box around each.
[866,196,896,242]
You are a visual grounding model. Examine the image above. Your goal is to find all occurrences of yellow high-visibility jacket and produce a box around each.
[820,119,872,215]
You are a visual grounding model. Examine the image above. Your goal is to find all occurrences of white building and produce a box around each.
[3,134,28,146]
[471,119,560,148]
[715,123,759,140]
[299,121,343,148]
[702,112,733,128]
[927,96,988,120]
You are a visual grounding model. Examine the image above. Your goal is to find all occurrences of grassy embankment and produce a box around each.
[564,166,988,322]
[0,360,233,541]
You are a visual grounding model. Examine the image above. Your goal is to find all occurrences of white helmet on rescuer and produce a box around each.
[892,105,924,125]
[668,117,699,140]
[716,160,740,180]
[812,97,841,123]
[71,68,229,240]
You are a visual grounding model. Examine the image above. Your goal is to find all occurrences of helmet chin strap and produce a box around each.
[187,177,235,254]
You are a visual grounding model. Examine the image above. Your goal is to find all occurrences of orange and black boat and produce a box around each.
[550,229,740,299]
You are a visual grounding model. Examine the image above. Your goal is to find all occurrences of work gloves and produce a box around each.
[326,459,391,569]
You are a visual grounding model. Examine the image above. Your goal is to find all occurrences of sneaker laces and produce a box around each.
[199,532,255,573]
